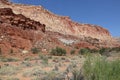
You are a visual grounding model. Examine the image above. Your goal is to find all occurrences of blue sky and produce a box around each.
[11,0,120,37]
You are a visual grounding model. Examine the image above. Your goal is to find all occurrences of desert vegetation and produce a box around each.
[0,47,120,80]
[83,56,120,80]
[50,46,66,56]
[31,47,40,54]
[0,1,120,80]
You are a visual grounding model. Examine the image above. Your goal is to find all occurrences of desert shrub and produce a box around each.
[23,68,46,77]
[46,71,57,80]
[99,48,110,56]
[70,49,75,55]
[40,55,48,65]
[31,47,40,54]
[90,49,99,53]
[50,47,66,56]
[24,57,31,61]
[99,48,106,55]
[5,58,18,62]
[72,68,84,80]
[115,47,120,52]
[83,56,120,80]
[111,47,120,52]
[33,71,65,80]
[21,61,32,67]
[79,48,90,55]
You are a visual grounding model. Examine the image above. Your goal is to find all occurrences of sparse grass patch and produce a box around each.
[72,68,84,80]
[21,61,32,67]
[39,54,49,65]
[45,71,57,80]
[23,68,46,77]
[24,57,32,61]
[41,57,48,66]
[0,56,19,62]
[31,71,58,80]
[7,77,19,80]
[0,65,20,76]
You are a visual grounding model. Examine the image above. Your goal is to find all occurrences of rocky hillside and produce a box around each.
[0,0,112,40]
[0,0,119,55]
[0,8,46,53]
[0,8,65,54]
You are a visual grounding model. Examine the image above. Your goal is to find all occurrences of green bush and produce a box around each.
[50,47,66,56]
[83,56,120,80]
[111,47,120,52]
[99,48,110,56]
[90,49,99,53]
[31,47,40,54]
[79,48,90,55]
[99,48,106,55]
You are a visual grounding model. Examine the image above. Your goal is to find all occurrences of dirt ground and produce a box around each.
[0,54,85,80]
[0,51,120,80]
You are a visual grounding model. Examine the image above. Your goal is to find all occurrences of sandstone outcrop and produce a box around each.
[0,0,119,55]
[0,0,10,4]
[0,0,112,40]
[0,7,66,55]
[0,8,46,54]
[0,8,45,32]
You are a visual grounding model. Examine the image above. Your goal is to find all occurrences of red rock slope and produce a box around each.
[0,7,66,54]
[0,0,112,40]
[0,8,45,53]
[0,0,119,55]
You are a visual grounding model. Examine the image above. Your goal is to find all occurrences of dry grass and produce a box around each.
[0,55,84,80]
[1,53,120,80]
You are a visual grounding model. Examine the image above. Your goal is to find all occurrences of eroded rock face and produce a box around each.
[0,8,46,54]
[0,8,13,15]
[0,7,67,55]
[0,8,45,32]
[0,2,112,40]
[0,0,11,5]
[0,1,119,55]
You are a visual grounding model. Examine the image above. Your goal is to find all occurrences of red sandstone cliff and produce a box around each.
[0,8,65,54]
[0,0,112,40]
[0,8,45,53]
[0,0,119,55]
